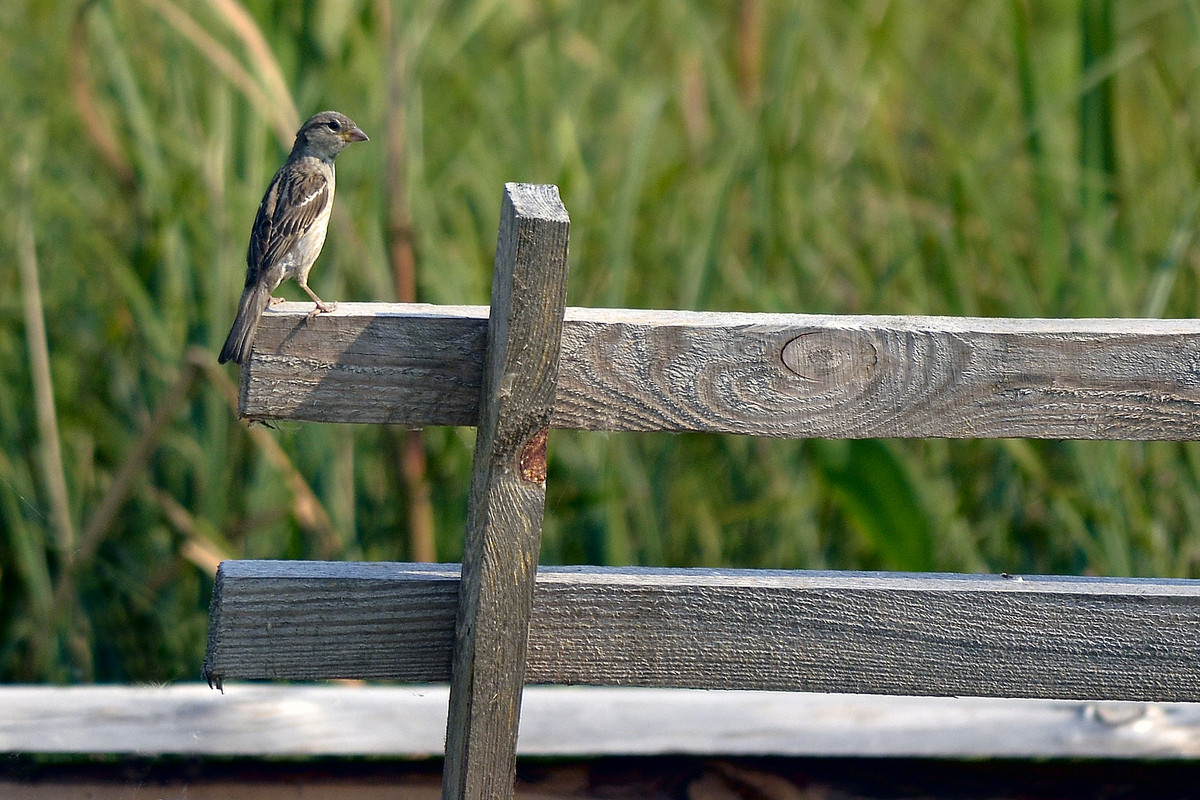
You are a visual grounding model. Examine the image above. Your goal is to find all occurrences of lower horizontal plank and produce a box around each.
[4,684,1199,758]
[204,561,1200,702]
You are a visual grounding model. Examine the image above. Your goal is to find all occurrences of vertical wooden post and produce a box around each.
[442,184,570,800]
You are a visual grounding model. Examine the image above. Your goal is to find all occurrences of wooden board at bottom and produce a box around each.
[3,684,1200,758]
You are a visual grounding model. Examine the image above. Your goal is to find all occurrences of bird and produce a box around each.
[218,110,369,365]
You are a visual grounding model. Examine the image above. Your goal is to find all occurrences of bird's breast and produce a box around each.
[282,177,335,280]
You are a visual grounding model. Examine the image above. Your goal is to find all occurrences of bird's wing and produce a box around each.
[245,161,331,281]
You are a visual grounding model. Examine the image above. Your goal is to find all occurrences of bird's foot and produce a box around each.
[267,296,286,307]
[306,301,337,321]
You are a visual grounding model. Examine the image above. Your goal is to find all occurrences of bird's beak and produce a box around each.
[344,126,369,143]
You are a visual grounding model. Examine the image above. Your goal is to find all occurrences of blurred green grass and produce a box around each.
[4,0,1200,681]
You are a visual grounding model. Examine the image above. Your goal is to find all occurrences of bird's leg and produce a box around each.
[299,280,337,320]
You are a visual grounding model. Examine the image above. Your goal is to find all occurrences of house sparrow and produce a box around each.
[218,111,368,365]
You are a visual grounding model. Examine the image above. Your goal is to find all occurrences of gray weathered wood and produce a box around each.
[443,183,570,800]
[203,561,457,687]
[204,560,1200,703]
[239,306,1200,440]
[239,302,487,425]
[8,684,1200,758]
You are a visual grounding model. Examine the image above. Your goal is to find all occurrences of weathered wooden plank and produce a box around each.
[239,302,487,425]
[443,183,570,800]
[7,684,1200,758]
[239,307,1200,440]
[204,561,1200,703]
[203,561,457,686]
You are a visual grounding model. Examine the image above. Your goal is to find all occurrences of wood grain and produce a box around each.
[443,184,570,800]
[239,307,1200,439]
[204,560,1200,703]
[203,561,457,686]
[239,302,487,425]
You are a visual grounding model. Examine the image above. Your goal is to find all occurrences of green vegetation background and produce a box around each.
[4,0,1200,682]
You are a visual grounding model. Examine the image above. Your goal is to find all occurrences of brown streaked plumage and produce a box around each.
[218,111,368,365]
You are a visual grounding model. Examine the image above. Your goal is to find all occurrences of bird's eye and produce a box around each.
[326,120,341,131]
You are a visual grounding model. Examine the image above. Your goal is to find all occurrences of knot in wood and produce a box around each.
[520,428,549,484]
[781,330,877,384]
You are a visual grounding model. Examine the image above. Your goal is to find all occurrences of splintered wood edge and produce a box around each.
[239,304,1200,440]
[204,561,1200,702]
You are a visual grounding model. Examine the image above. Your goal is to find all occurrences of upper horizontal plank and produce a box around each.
[204,560,1200,702]
[239,304,1200,439]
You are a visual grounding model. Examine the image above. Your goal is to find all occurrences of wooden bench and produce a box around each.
[204,183,1200,800]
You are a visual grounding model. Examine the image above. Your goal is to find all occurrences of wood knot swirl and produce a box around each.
[781,330,878,384]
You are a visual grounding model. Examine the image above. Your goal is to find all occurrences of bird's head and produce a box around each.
[292,111,369,161]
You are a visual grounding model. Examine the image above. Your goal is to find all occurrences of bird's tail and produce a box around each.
[218,285,271,365]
